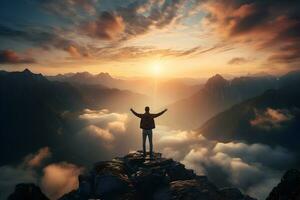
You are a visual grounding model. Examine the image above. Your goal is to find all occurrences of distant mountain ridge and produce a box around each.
[47,71,202,105]
[48,71,115,86]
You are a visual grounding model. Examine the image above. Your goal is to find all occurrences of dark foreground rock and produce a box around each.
[7,152,300,200]
[8,183,49,200]
[59,151,255,200]
[266,169,300,200]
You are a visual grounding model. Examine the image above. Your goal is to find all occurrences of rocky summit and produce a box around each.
[6,152,300,200]
[58,151,255,200]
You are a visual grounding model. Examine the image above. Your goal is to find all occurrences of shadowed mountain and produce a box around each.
[0,69,148,165]
[199,79,300,154]
[266,169,300,200]
[163,74,279,129]
[0,69,83,165]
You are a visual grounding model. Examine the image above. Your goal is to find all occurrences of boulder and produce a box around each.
[92,161,133,199]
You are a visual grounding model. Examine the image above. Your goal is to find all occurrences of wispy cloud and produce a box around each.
[228,57,248,65]
[24,147,51,168]
[0,25,89,58]
[0,49,35,64]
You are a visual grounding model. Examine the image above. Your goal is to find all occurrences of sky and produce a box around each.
[0,0,300,78]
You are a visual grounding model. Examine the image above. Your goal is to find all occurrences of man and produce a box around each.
[130,106,167,158]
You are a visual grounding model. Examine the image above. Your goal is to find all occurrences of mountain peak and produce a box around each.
[22,68,32,74]
[74,71,92,76]
[96,72,113,80]
[205,74,228,90]
[58,151,255,200]
[208,74,226,82]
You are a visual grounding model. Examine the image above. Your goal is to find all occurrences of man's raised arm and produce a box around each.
[153,109,167,118]
[130,108,142,118]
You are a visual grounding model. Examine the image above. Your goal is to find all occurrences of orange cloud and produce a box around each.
[0,49,35,64]
[25,147,52,168]
[41,162,83,199]
[83,12,125,40]
[250,108,294,130]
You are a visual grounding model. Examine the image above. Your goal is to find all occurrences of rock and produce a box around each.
[58,191,82,200]
[168,179,220,200]
[266,169,300,200]
[77,175,92,197]
[92,161,133,199]
[166,162,196,181]
[131,166,169,199]
[219,188,256,200]
[8,183,49,200]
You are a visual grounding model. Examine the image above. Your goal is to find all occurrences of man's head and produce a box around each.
[145,106,150,113]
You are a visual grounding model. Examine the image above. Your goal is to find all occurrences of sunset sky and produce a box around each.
[0,0,299,78]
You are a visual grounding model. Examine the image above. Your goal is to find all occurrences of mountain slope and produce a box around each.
[0,70,148,165]
[266,169,300,200]
[199,83,300,153]
[0,69,83,165]
[164,74,278,129]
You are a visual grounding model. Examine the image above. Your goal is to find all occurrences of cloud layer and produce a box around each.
[79,109,128,147]
[154,125,295,199]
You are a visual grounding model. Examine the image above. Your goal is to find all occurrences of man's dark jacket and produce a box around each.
[131,111,166,130]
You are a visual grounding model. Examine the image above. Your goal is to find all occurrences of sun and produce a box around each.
[151,62,163,76]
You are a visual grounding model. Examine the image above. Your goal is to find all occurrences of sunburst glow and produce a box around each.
[150,61,163,76]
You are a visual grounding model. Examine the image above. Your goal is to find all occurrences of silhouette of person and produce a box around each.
[130,106,167,159]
